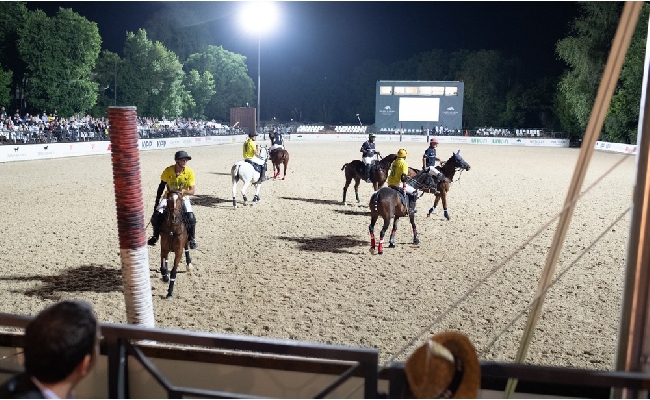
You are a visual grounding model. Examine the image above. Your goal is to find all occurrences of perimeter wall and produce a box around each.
[0,133,637,164]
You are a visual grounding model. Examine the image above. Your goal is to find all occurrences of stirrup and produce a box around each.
[189,239,197,249]
[147,236,158,246]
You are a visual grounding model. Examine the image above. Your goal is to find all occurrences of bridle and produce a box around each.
[165,192,186,235]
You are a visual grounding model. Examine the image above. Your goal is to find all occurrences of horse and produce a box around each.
[159,190,192,299]
[368,170,436,255]
[410,150,471,220]
[269,148,289,180]
[231,146,270,208]
[341,153,398,205]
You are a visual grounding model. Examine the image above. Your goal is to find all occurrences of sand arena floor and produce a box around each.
[0,140,636,368]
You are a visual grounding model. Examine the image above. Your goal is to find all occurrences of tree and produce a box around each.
[0,69,12,106]
[183,69,215,119]
[120,29,187,118]
[0,2,28,110]
[454,50,509,127]
[143,7,212,62]
[555,2,622,138]
[90,50,122,117]
[18,7,101,117]
[604,3,650,143]
[184,45,255,122]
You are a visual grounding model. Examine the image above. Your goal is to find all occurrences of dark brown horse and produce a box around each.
[159,190,193,299]
[269,148,289,180]
[341,153,398,205]
[408,150,471,220]
[368,170,435,255]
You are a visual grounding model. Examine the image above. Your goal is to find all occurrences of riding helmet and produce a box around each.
[397,148,408,158]
[248,132,258,137]
[368,133,376,138]
[430,137,439,144]
[174,150,192,160]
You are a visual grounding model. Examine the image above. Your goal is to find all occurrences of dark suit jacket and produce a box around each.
[0,373,45,399]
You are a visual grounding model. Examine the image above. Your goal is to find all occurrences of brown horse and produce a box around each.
[159,190,192,299]
[408,150,471,220]
[341,153,398,205]
[269,148,289,180]
[368,170,435,255]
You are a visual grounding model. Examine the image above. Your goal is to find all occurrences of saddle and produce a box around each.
[389,186,409,207]
[245,159,262,173]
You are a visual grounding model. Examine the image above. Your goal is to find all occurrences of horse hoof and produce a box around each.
[378,250,383,255]
[165,294,173,300]
[186,263,193,273]
[162,275,169,283]
[282,176,286,180]
[413,239,420,245]
[369,247,376,254]
[389,243,395,248]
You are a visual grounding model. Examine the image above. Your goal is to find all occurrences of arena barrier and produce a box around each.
[0,313,648,398]
[2,134,639,164]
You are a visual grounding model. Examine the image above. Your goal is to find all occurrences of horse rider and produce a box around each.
[360,133,381,182]
[422,137,445,194]
[269,128,285,152]
[244,131,267,183]
[387,148,418,215]
[147,150,198,249]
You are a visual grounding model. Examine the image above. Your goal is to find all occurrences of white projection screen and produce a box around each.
[398,97,440,122]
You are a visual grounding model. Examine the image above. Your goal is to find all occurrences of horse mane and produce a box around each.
[378,154,398,169]
[440,153,460,181]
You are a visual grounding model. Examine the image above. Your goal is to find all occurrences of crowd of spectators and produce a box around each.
[0,106,562,144]
[0,107,243,144]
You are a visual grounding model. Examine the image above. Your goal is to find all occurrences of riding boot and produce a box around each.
[184,212,197,249]
[256,164,267,183]
[148,211,163,246]
[365,164,372,182]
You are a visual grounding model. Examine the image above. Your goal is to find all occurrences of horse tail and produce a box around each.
[370,191,379,212]
[231,164,240,183]
[341,163,349,171]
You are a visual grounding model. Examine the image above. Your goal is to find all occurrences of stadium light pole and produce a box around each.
[240,2,278,134]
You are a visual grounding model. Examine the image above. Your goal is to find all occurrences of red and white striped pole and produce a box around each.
[108,106,155,327]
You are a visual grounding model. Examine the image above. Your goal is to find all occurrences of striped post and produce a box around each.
[108,106,155,327]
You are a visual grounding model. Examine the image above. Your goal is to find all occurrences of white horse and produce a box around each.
[231,146,269,208]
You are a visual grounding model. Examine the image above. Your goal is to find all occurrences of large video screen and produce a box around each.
[398,97,440,122]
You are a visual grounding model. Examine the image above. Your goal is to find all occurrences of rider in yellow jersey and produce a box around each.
[148,150,198,249]
[243,132,267,183]
[387,148,417,215]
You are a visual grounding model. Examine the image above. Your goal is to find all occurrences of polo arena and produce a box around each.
[1,140,634,369]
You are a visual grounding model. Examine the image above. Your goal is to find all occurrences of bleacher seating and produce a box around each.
[296,125,325,133]
[333,125,367,133]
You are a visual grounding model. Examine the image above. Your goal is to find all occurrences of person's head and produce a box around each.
[429,137,439,148]
[368,133,376,142]
[24,300,99,384]
[397,148,408,159]
[248,132,258,140]
[174,150,191,167]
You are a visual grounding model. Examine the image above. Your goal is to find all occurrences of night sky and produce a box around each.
[25,1,579,82]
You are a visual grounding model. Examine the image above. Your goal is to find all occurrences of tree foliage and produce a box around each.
[18,7,101,117]
[555,2,649,143]
[0,1,28,109]
[90,50,122,117]
[119,29,187,118]
[143,7,212,62]
[184,45,254,122]
[183,69,215,119]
